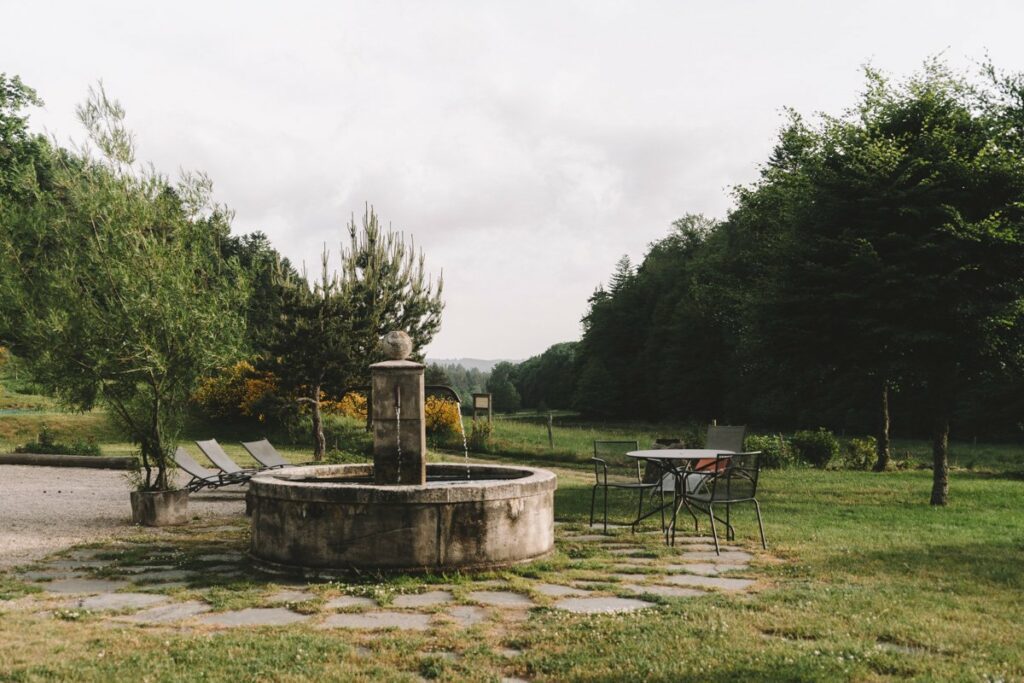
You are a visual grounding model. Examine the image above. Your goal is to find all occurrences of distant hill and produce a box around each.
[426,358,514,373]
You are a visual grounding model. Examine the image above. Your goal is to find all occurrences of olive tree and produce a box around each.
[0,84,247,490]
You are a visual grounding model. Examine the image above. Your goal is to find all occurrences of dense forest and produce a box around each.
[504,62,1024,463]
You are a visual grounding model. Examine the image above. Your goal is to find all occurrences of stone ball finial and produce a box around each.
[380,331,413,360]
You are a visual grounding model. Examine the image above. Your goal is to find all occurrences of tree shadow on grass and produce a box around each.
[828,540,1024,592]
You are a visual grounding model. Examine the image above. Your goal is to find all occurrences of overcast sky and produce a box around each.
[4,1,1024,359]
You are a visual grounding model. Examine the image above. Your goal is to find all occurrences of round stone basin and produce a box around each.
[249,463,556,576]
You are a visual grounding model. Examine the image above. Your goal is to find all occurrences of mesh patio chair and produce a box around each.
[240,439,292,469]
[683,451,767,553]
[678,424,747,501]
[173,447,249,493]
[590,440,662,533]
[195,439,260,478]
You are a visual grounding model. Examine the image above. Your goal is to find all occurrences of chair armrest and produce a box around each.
[590,457,609,485]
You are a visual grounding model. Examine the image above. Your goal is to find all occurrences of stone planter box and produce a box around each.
[130,489,189,526]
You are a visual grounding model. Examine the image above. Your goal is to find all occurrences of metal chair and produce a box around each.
[590,440,661,533]
[684,451,767,554]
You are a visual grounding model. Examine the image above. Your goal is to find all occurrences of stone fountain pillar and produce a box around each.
[370,331,426,485]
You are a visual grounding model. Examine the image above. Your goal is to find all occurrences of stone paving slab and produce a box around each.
[267,589,316,604]
[532,583,589,597]
[130,569,195,583]
[197,607,310,627]
[76,592,169,611]
[621,584,706,598]
[445,605,489,627]
[552,597,655,614]
[320,610,432,631]
[562,534,618,542]
[134,581,189,592]
[392,590,453,608]
[116,600,212,624]
[609,573,653,582]
[48,560,110,571]
[193,552,244,562]
[116,565,176,574]
[39,578,130,594]
[664,562,748,576]
[326,595,377,610]
[18,570,81,582]
[675,551,753,563]
[661,575,755,591]
[467,591,534,608]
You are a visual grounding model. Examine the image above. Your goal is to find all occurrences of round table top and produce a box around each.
[627,449,734,460]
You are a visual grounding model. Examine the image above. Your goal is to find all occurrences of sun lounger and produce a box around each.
[195,439,260,477]
[240,439,292,469]
[173,446,249,492]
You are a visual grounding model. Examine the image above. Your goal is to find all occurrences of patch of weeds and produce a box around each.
[52,608,94,621]
[0,576,42,601]
[202,585,266,611]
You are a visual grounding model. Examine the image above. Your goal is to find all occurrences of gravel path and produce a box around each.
[0,465,246,568]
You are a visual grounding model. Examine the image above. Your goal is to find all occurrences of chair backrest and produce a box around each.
[705,451,762,501]
[705,425,746,452]
[593,440,640,482]
[195,439,244,474]
[173,446,216,479]
[241,439,288,468]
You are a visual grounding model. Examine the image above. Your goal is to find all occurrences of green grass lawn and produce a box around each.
[1,464,1022,680]
[2,388,1023,680]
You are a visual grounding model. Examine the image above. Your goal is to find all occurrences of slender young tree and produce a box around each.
[0,83,247,490]
[270,205,444,460]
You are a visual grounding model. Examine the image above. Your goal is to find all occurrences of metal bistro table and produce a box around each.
[627,449,734,545]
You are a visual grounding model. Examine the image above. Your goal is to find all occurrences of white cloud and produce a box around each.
[4,0,1023,357]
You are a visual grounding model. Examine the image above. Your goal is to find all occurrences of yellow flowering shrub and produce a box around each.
[424,396,462,438]
[323,391,368,420]
[192,361,277,420]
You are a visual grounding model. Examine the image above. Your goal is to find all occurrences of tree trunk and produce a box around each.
[930,416,949,506]
[872,381,891,472]
[311,384,326,462]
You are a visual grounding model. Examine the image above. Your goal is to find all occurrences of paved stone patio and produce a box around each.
[0,518,769,680]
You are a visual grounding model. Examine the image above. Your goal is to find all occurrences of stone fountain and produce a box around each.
[248,332,556,575]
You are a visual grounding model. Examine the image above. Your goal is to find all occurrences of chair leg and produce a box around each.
[632,488,645,534]
[753,499,767,549]
[589,485,597,528]
[707,503,720,555]
[659,488,666,536]
[725,503,733,542]
[603,485,608,534]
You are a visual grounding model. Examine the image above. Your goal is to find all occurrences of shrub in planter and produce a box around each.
[791,428,840,468]
[841,436,877,470]
[744,434,796,468]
